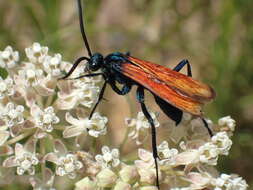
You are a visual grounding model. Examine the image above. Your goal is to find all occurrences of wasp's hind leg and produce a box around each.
[201,118,213,137]
[173,59,213,136]
[136,86,160,189]
[173,59,192,77]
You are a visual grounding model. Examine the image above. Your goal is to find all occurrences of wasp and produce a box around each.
[61,0,216,188]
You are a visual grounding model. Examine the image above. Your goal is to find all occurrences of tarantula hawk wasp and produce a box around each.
[60,0,216,188]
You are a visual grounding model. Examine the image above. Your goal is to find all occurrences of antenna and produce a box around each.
[77,0,92,57]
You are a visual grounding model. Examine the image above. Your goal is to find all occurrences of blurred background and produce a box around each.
[0,0,253,189]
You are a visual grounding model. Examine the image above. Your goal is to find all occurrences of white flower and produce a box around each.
[63,112,107,138]
[17,62,44,87]
[198,142,219,165]
[0,102,24,128]
[77,84,100,108]
[125,111,159,145]
[25,42,48,64]
[43,53,62,77]
[87,112,108,137]
[0,46,19,68]
[0,76,15,99]
[44,140,83,179]
[95,146,120,168]
[56,153,83,178]
[56,83,100,110]
[31,106,59,134]
[185,172,211,189]
[157,141,178,165]
[212,174,248,190]
[211,132,232,155]
[218,116,236,132]
[3,140,38,175]
[134,149,157,185]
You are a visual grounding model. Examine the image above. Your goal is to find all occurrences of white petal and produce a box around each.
[174,150,199,165]
[0,130,10,146]
[24,139,37,153]
[3,156,17,167]
[44,153,59,164]
[15,143,25,157]
[54,139,67,155]
[63,126,86,138]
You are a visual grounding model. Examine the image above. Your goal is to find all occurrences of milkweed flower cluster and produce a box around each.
[0,44,248,190]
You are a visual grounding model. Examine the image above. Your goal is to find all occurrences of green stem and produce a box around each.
[6,130,34,145]
[40,138,46,175]
[45,95,54,108]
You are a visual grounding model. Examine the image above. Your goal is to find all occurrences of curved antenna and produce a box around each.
[77,0,92,57]
[59,56,90,80]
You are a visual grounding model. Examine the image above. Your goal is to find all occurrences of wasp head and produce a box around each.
[86,53,104,72]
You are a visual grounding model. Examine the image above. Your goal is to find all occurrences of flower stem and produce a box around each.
[40,138,46,176]
[45,95,53,108]
[6,130,34,145]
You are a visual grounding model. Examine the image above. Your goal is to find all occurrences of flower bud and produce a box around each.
[140,186,158,190]
[75,177,96,190]
[97,168,117,187]
[119,165,139,184]
[114,181,131,190]
[138,168,156,185]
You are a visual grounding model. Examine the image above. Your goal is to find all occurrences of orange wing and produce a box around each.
[117,56,216,116]
[127,56,216,102]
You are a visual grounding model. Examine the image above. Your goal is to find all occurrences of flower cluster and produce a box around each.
[125,111,159,145]
[0,44,248,190]
[0,44,104,189]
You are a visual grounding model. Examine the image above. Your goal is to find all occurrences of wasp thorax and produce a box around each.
[88,53,104,71]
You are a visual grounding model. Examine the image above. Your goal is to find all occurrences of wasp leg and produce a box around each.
[173,59,192,77]
[109,80,132,95]
[89,81,107,119]
[59,56,90,80]
[173,60,213,136]
[201,118,213,137]
[90,79,132,119]
[136,86,160,189]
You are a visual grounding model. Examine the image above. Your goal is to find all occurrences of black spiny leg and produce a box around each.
[136,86,160,189]
[109,80,132,95]
[89,81,107,119]
[90,79,132,119]
[173,59,192,77]
[202,118,213,137]
[173,59,213,136]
